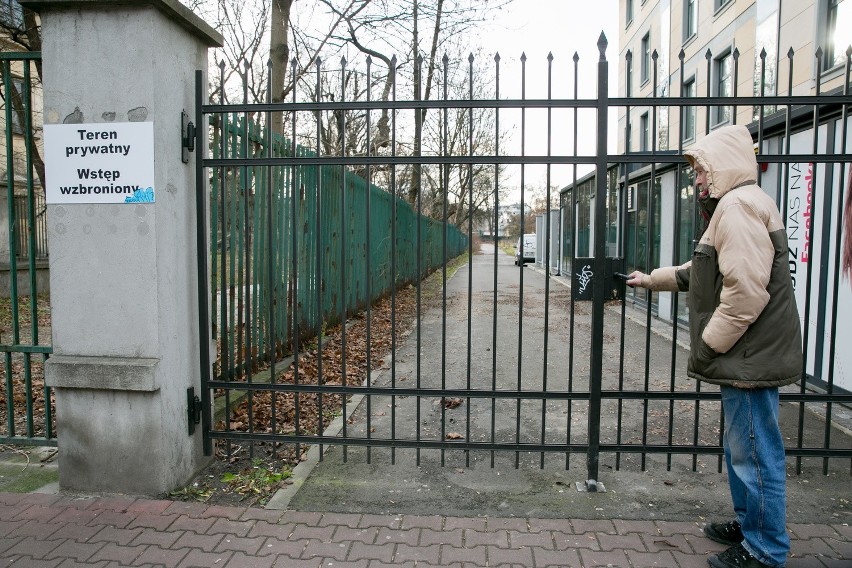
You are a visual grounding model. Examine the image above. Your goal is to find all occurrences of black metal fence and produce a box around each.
[1,51,55,447]
[196,34,852,484]
[13,194,47,260]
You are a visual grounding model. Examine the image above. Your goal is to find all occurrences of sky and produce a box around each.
[480,0,620,83]
[286,0,623,203]
[475,0,621,201]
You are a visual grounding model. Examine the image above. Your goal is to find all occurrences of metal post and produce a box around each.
[195,70,213,456]
[582,32,609,493]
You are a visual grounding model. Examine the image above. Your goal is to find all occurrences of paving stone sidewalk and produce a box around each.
[0,493,848,567]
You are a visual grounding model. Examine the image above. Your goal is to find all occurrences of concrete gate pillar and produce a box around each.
[21,0,222,495]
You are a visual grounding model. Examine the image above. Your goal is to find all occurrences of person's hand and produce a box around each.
[626,271,646,288]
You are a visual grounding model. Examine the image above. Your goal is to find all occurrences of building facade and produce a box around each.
[618,0,852,391]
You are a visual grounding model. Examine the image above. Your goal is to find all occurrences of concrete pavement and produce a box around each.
[281,244,852,524]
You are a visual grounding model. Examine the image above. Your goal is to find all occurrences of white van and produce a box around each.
[514,233,536,265]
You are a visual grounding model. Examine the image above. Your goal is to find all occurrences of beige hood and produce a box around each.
[684,125,758,199]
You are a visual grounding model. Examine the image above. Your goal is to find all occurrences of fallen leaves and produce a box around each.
[214,278,439,463]
[0,294,55,441]
[0,354,56,440]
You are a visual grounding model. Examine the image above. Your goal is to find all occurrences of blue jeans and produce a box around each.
[721,386,789,567]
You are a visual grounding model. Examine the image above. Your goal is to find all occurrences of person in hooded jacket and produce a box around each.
[627,125,802,568]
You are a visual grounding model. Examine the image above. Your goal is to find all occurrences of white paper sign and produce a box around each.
[44,122,155,204]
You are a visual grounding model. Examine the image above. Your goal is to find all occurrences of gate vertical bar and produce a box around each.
[516,52,528,470]
[615,49,631,472]
[441,53,449,467]
[366,55,374,464]
[586,32,609,491]
[3,60,20,352]
[567,52,579,471]
[465,53,474,469]
[241,64,254,459]
[291,58,307,461]
[823,52,850,475]
[541,52,553,470]
[312,54,325,460]
[390,56,398,465]
[641,50,660,472]
[797,51,823,474]
[490,53,501,469]
[667,52,687,472]
[415,54,424,466]
[339,56,348,461]
[21,61,35,437]
[3,59,18,440]
[266,59,276,450]
[195,70,213,456]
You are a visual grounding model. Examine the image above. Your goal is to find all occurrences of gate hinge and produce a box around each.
[181,110,196,164]
[187,386,202,435]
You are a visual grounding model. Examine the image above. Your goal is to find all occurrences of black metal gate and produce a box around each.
[195,34,852,485]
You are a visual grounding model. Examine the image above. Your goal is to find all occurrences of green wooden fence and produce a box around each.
[210,114,467,381]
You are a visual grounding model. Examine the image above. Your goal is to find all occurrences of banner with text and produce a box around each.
[44,122,155,204]
[785,129,816,379]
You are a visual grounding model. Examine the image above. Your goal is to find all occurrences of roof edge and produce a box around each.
[19,0,223,48]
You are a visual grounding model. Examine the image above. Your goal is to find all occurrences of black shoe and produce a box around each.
[704,520,744,546]
[708,543,774,568]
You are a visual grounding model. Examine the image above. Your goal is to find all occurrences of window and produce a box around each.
[675,167,696,322]
[825,0,852,70]
[640,112,650,151]
[713,51,733,125]
[626,0,634,26]
[626,51,633,96]
[641,32,651,84]
[714,0,732,11]
[3,78,25,135]
[626,177,661,277]
[0,0,23,28]
[626,120,633,152]
[576,179,594,257]
[681,77,696,141]
[753,12,779,120]
[560,190,573,274]
[605,168,620,258]
[684,0,697,41]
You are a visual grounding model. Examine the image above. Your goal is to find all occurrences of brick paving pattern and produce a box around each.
[0,493,848,567]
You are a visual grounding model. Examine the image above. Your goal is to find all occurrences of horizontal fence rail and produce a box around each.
[196,36,852,482]
[0,52,55,447]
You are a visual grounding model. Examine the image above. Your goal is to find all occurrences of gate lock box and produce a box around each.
[571,257,626,302]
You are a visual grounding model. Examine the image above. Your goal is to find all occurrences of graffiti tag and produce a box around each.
[577,264,593,295]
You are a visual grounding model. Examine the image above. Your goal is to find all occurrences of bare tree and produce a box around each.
[313,0,513,207]
[184,0,514,220]
[0,9,45,190]
[417,50,506,229]
[267,0,365,135]
[269,0,294,133]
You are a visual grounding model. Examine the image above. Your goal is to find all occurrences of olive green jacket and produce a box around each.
[639,125,802,388]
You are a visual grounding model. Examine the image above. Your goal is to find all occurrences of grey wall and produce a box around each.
[31,0,221,495]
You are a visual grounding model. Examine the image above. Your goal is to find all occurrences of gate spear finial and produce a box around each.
[597,32,608,60]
